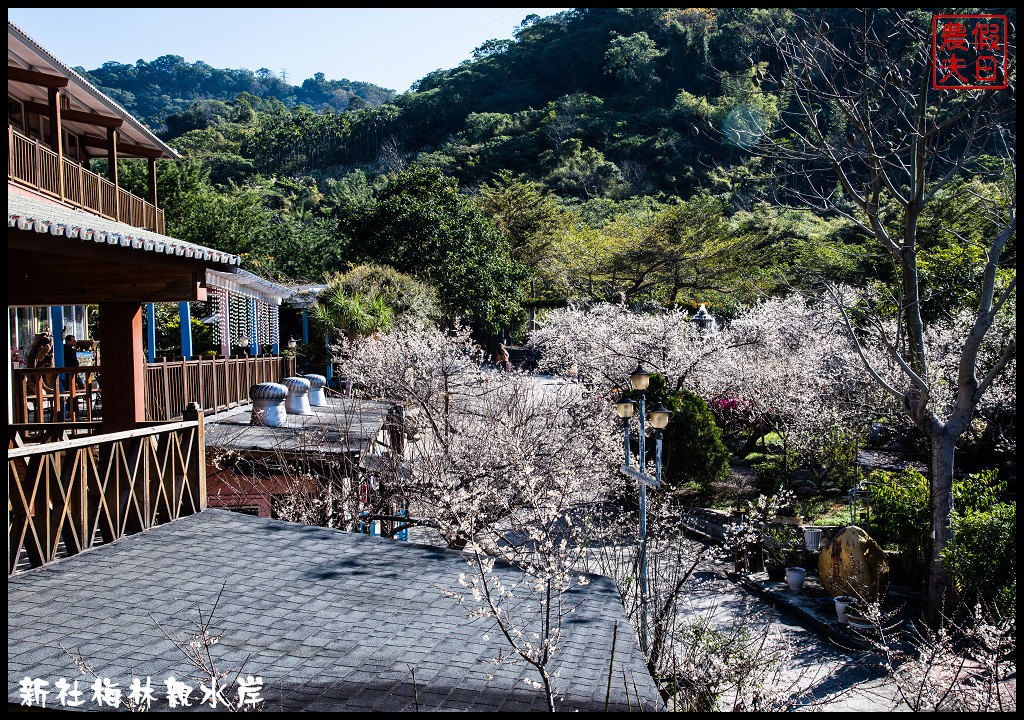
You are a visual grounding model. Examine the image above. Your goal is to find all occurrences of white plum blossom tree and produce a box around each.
[529,295,878,487]
[527,301,729,395]
[336,324,624,708]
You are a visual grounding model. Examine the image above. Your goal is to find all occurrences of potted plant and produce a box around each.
[762,525,804,582]
[834,595,860,624]
[722,518,765,575]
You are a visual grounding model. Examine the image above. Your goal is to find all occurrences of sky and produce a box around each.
[7,8,572,94]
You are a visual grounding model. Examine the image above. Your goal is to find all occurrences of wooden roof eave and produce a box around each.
[7,21,181,160]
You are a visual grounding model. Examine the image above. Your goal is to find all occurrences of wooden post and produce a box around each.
[107,127,119,220]
[197,356,206,412]
[48,87,65,201]
[180,356,189,408]
[183,402,207,511]
[216,357,224,412]
[147,156,158,206]
[97,302,145,432]
[161,357,171,421]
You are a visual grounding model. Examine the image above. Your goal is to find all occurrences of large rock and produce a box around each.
[817,525,889,603]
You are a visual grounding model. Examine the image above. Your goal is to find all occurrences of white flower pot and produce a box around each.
[803,527,823,551]
[834,595,856,624]
[785,566,806,592]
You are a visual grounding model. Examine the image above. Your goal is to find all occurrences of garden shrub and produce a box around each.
[867,468,930,584]
[942,469,1015,615]
[869,467,1015,599]
[942,501,1016,615]
[752,451,799,494]
[952,467,1004,513]
[636,375,730,502]
[868,468,929,535]
[162,313,216,356]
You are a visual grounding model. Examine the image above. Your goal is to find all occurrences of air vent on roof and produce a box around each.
[250,382,288,427]
[303,374,328,406]
[282,376,312,415]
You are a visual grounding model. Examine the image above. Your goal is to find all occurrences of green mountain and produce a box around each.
[77,57,395,131]
[80,8,787,200]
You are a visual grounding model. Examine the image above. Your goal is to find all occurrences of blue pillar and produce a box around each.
[179,302,193,359]
[248,298,259,356]
[146,303,156,363]
[325,331,334,380]
[301,309,309,344]
[397,506,409,541]
[50,306,66,367]
[272,305,280,358]
[272,307,280,356]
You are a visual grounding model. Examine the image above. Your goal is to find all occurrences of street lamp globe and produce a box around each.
[614,392,636,419]
[629,363,651,391]
[648,400,671,429]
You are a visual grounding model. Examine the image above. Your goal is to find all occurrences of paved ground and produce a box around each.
[670,545,911,712]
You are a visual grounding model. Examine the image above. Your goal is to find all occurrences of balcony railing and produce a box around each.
[10,366,102,426]
[8,408,206,574]
[146,355,298,422]
[8,125,165,234]
[9,355,298,431]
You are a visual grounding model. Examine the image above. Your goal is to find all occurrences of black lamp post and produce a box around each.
[613,362,670,656]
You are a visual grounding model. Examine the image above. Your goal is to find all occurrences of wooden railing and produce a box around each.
[8,407,206,574]
[10,366,102,425]
[145,355,297,421]
[8,422,103,448]
[10,356,298,427]
[8,125,165,234]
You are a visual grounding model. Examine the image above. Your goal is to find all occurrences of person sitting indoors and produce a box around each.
[25,332,55,390]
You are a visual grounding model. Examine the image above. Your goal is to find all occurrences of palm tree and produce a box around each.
[310,287,395,342]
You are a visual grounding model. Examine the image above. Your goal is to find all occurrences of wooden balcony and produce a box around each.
[8,408,206,574]
[10,355,299,437]
[8,125,165,234]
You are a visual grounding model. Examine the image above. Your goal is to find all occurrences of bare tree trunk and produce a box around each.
[925,428,957,625]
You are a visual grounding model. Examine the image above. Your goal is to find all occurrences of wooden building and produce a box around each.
[6,20,294,573]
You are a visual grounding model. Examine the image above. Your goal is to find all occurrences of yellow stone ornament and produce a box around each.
[818,525,889,603]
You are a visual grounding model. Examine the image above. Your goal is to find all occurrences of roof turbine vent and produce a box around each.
[249,382,288,427]
[303,374,328,406]
[282,376,312,415]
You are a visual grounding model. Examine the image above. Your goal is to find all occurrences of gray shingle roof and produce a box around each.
[8,193,240,268]
[203,400,396,456]
[8,509,665,712]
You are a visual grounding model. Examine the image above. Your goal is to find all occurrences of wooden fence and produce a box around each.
[10,355,298,427]
[8,406,206,574]
[145,355,297,421]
